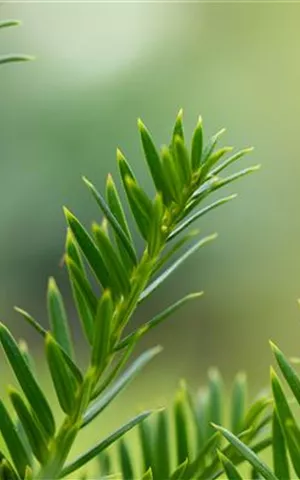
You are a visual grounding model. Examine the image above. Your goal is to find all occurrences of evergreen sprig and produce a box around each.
[0,108,256,479]
[1,20,259,479]
[6,12,300,480]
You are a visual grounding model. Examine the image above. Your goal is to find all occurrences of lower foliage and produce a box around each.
[96,339,300,480]
[213,339,300,480]
[98,370,272,479]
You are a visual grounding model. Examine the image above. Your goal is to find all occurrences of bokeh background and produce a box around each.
[1,0,300,473]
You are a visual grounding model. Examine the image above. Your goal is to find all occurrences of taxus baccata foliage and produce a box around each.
[0,110,257,479]
[0,19,259,480]
[100,371,272,479]
[211,334,300,480]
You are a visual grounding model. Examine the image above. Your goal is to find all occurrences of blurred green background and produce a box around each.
[1,1,300,471]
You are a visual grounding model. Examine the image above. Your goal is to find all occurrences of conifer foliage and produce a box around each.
[0,18,262,480]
